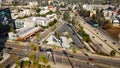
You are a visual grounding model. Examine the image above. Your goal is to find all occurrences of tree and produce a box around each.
[29,53,35,64]
[22,61,30,68]
[35,32,40,38]
[10,27,14,32]
[110,50,116,57]
[66,32,71,39]
[15,60,21,68]
[51,44,57,64]
[51,44,57,51]
[36,8,41,13]
[117,9,120,15]
[30,43,37,51]
[43,57,49,65]
[39,54,43,63]
[47,65,51,68]
[54,32,60,39]
[63,11,70,21]
[71,46,77,66]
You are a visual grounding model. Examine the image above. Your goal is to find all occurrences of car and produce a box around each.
[104,40,107,42]
[72,33,76,35]
[88,58,94,61]
[118,48,120,51]
[46,48,53,52]
[112,42,116,44]
[84,53,89,56]
[69,55,74,58]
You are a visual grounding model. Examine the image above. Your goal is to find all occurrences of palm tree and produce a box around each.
[110,50,116,67]
[47,65,51,68]
[39,54,43,63]
[71,46,77,67]
[30,43,37,51]
[15,60,21,68]
[51,44,57,64]
[65,32,71,44]
[35,32,40,40]
[33,60,39,68]
[43,56,49,65]
[29,53,35,65]
[51,44,57,51]
[22,61,30,68]
[110,50,116,57]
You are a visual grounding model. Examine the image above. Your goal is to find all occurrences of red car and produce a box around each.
[88,58,94,61]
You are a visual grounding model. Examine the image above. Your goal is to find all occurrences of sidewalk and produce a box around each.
[49,62,71,68]
[7,40,28,46]
[0,53,10,64]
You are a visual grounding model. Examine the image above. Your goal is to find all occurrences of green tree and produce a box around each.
[36,8,41,13]
[66,32,71,39]
[10,27,14,32]
[22,61,30,68]
[30,43,37,51]
[110,50,116,57]
[33,60,39,68]
[117,9,120,15]
[71,46,77,66]
[39,54,43,63]
[15,60,21,68]
[51,44,57,51]
[43,57,49,65]
[63,11,70,21]
[29,53,36,64]
[47,65,51,68]
[36,32,40,38]
[54,32,60,39]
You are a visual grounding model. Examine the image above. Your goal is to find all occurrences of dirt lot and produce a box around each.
[106,27,120,41]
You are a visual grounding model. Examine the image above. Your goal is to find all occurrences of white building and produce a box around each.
[32,17,49,26]
[83,4,105,11]
[15,18,35,28]
[103,10,117,18]
[32,14,57,26]
[22,9,32,16]
[47,35,72,48]
[28,1,38,8]
[39,10,50,15]
[15,14,57,27]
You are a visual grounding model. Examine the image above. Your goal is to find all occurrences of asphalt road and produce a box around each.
[79,16,120,54]
[1,43,120,68]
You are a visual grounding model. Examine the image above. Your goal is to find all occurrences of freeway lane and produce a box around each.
[78,16,120,53]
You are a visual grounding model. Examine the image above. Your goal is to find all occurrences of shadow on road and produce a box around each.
[63,50,74,68]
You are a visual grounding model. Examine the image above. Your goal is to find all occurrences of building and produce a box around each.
[46,35,72,48]
[103,10,117,18]
[28,1,38,8]
[39,10,50,15]
[90,10,96,17]
[0,7,13,35]
[15,14,57,28]
[83,4,105,11]
[9,26,41,41]
[15,18,34,29]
